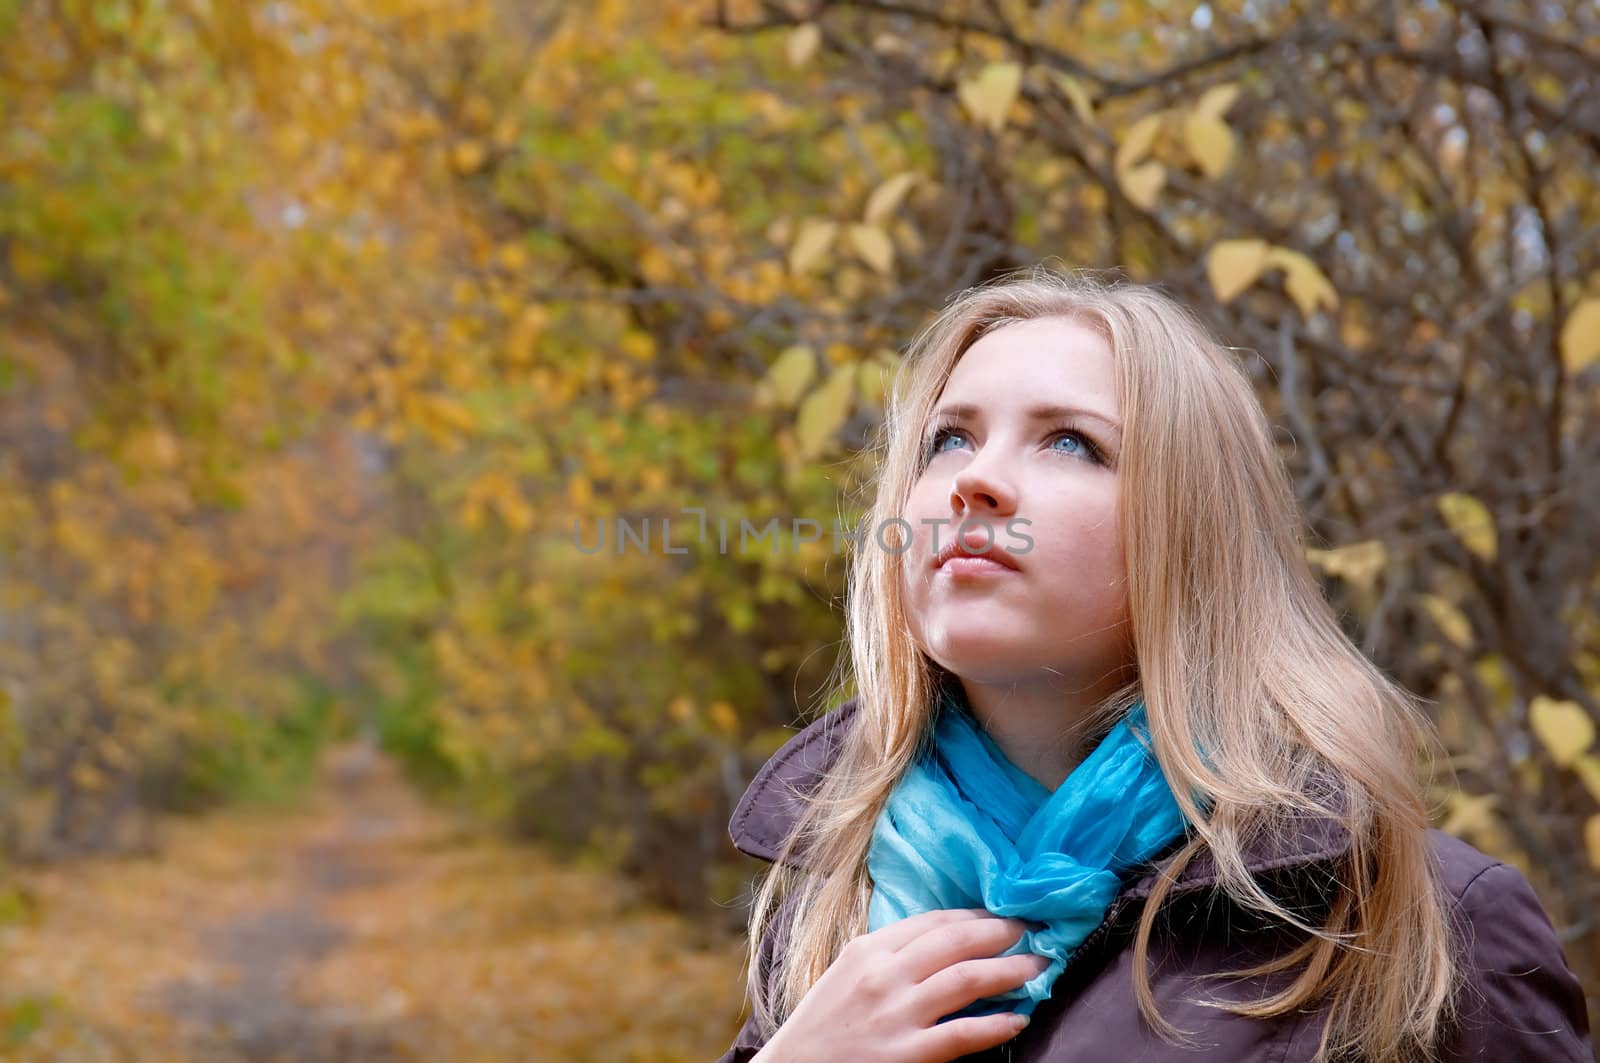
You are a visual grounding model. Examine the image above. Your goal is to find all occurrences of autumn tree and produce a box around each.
[1,0,1595,1020]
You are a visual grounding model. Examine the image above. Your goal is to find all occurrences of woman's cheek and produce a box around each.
[899,567,928,644]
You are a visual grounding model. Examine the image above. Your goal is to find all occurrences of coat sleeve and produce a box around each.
[712,1012,765,1063]
[713,892,795,1063]
[1437,861,1592,1062]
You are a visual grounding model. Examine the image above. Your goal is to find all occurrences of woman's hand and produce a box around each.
[752,907,1047,1063]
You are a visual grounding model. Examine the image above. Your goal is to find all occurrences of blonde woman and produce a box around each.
[716,269,1591,1062]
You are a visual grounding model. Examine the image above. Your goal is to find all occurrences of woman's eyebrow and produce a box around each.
[930,402,1122,439]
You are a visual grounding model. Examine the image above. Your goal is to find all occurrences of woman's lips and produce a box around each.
[937,554,1021,578]
[933,523,1023,574]
[928,521,1024,573]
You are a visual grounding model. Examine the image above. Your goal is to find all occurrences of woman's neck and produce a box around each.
[956,671,1130,791]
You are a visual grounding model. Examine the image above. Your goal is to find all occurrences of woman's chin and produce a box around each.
[922,632,1043,680]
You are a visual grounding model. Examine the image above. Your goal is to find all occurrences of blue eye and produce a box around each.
[924,425,1105,464]
[926,426,966,456]
[1048,429,1104,464]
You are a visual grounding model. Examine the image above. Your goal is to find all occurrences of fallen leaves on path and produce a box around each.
[0,740,751,1061]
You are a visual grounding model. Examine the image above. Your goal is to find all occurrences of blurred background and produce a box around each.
[0,0,1596,1059]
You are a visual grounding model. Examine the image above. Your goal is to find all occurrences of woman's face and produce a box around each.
[899,315,1133,690]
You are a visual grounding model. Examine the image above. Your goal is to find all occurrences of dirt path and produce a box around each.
[157,737,411,1061]
[0,738,747,1062]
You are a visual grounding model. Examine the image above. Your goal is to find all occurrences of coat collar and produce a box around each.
[728,698,1352,902]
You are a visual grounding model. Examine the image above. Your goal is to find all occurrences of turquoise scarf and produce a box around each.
[866,687,1188,1020]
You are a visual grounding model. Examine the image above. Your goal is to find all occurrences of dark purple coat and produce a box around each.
[716,699,1593,1062]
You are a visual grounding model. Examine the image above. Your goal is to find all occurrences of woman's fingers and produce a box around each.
[760,907,1040,1063]
[908,1011,1033,1061]
[914,952,1051,1023]
[863,906,996,954]
[892,914,1032,983]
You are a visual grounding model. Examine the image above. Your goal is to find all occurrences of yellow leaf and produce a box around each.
[708,700,739,736]
[764,345,816,409]
[1586,814,1600,871]
[1195,82,1241,120]
[619,330,655,363]
[957,61,1023,133]
[506,305,548,366]
[1304,539,1388,591]
[1115,113,1163,172]
[864,172,920,225]
[1436,492,1497,562]
[567,474,594,509]
[1118,161,1165,210]
[1265,247,1339,317]
[795,367,856,459]
[1529,696,1595,767]
[0,689,18,768]
[1473,654,1516,709]
[859,348,900,409]
[496,242,528,272]
[124,427,181,471]
[639,244,675,284]
[638,465,668,493]
[1572,754,1600,804]
[8,241,51,282]
[1207,239,1271,303]
[494,481,535,533]
[1046,69,1094,124]
[425,394,477,436]
[460,494,486,531]
[72,761,106,792]
[787,22,821,68]
[1183,113,1235,179]
[451,139,488,174]
[1441,790,1498,840]
[1418,593,1474,648]
[1559,298,1600,373]
[788,218,837,275]
[848,223,894,274]
[858,358,892,408]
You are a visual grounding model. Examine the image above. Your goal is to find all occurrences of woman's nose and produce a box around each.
[950,459,1017,515]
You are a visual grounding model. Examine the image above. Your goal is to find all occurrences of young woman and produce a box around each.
[716,269,1591,1062]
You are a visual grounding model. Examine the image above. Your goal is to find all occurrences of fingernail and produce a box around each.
[1011,1013,1031,1030]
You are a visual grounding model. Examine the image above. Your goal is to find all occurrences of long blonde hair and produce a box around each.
[743,266,1459,1061]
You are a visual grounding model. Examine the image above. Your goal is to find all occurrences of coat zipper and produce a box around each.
[1057,895,1132,983]
[991,896,1136,1062]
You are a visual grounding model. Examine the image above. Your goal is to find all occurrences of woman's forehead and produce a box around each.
[939,319,1119,421]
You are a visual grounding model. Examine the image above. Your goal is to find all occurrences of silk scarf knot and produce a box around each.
[866,688,1188,1020]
